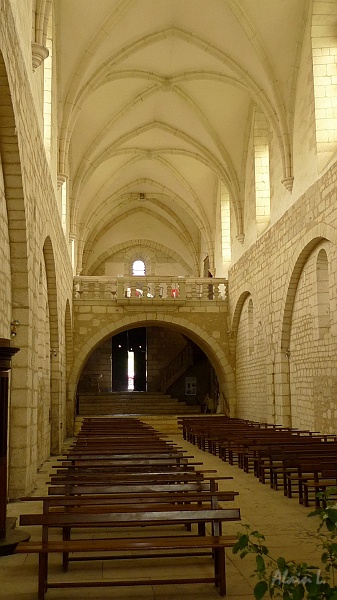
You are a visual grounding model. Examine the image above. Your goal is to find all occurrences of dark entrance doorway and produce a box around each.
[111,328,147,391]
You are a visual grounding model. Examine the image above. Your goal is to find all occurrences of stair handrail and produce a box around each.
[161,342,194,393]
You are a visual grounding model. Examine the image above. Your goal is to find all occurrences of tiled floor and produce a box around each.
[2,433,324,600]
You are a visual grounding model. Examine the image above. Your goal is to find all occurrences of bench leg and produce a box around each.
[38,553,47,600]
[62,526,70,571]
[198,522,206,536]
[213,547,226,596]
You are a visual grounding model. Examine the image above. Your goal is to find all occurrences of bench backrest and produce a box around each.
[20,507,241,529]
[47,481,220,495]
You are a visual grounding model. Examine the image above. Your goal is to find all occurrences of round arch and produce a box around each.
[87,239,194,278]
[230,286,271,420]
[68,315,235,416]
[230,284,268,348]
[276,224,337,426]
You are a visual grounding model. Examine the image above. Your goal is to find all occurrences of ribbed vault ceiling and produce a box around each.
[56,0,307,275]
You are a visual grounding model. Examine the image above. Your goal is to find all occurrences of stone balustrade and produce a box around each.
[73,276,228,303]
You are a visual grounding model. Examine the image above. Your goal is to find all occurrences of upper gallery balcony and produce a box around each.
[73,276,228,307]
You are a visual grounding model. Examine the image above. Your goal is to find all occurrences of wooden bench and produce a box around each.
[17,507,241,599]
[16,536,237,598]
[48,471,223,484]
[47,480,231,496]
[21,490,239,510]
[58,452,195,464]
[302,469,337,507]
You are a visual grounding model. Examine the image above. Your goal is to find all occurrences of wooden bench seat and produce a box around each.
[17,418,241,598]
[18,507,241,599]
[302,470,337,507]
[16,535,237,598]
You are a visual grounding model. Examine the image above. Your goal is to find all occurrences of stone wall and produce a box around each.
[77,339,112,394]
[235,295,268,422]
[0,0,73,497]
[229,162,337,433]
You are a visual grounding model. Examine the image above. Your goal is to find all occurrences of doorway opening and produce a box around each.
[76,326,218,414]
[111,328,147,391]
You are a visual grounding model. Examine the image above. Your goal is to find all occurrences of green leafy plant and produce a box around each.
[232,489,337,599]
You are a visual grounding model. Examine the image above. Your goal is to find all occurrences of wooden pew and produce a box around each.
[17,507,241,599]
[47,480,232,496]
[301,468,337,508]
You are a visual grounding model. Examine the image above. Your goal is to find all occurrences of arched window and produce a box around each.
[316,249,330,338]
[311,0,337,170]
[132,260,145,276]
[220,181,231,262]
[43,7,53,159]
[253,107,270,236]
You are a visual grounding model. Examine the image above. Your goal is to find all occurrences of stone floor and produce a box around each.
[1,432,325,600]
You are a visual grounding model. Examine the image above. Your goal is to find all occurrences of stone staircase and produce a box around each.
[77,392,200,417]
[74,415,183,436]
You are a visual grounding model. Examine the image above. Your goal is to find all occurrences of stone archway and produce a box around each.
[277,228,336,426]
[69,314,235,418]
[230,287,270,421]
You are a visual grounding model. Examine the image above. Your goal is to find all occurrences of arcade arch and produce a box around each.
[69,316,235,419]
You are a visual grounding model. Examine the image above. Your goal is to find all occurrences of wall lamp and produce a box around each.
[11,320,20,337]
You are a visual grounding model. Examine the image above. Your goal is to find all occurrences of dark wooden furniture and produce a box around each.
[17,507,241,599]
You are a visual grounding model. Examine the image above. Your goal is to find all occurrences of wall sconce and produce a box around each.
[11,320,20,337]
[285,349,291,358]
[50,349,58,357]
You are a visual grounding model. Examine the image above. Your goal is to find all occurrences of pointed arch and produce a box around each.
[87,240,194,277]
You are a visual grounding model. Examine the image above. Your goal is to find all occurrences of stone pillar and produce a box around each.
[0,338,29,554]
[0,339,19,538]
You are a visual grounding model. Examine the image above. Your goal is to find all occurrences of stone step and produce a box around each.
[78,408,199,415]
[77,391,200,417]
[74,415,182,436]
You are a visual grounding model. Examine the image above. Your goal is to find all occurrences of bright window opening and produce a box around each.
[254,107,270,236]
[132,260,145,276]
[127,350,134,390]
[220,181,231,262]
[70,236,75,274]
[311,1,337,169]
[43,10,53,159]
[61,180,67,233]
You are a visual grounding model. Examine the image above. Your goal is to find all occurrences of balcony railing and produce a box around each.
[73,276,228,302]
